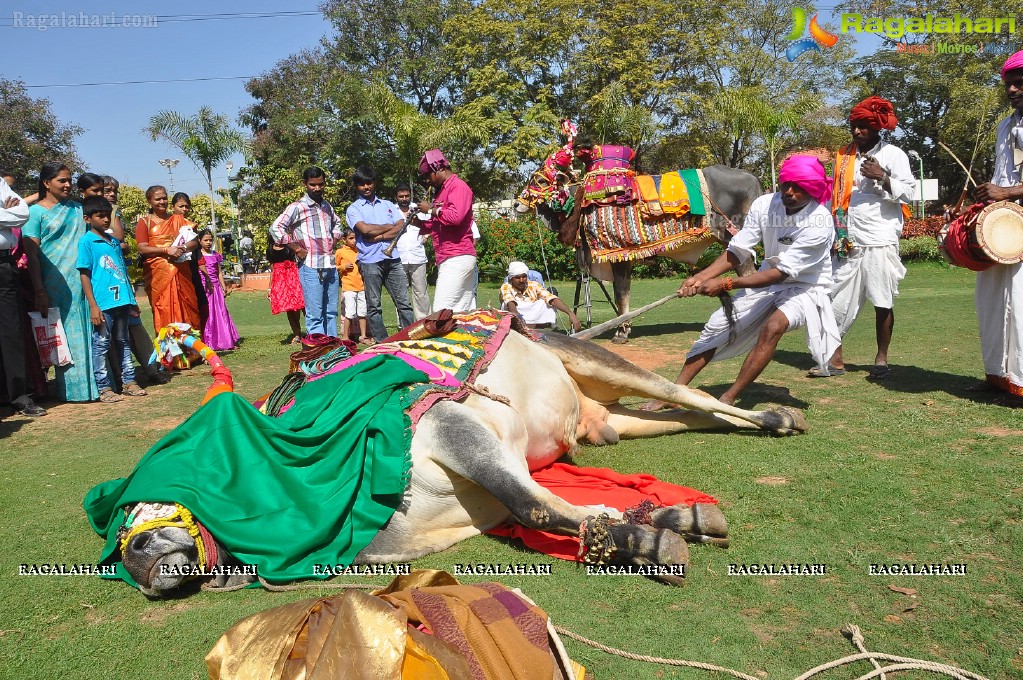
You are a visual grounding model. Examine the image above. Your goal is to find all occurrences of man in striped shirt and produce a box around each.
[269,167,343,337]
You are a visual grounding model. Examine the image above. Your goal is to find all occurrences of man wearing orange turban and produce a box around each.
[826,96,916,381]
[971,51,1023,404]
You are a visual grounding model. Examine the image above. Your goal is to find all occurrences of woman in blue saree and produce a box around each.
[23,162,99,402]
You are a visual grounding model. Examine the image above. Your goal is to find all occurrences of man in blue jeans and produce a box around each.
[345,166,415,342]
[269,167,343,337]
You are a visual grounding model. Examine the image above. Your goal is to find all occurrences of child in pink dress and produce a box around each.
[196,230,239,351]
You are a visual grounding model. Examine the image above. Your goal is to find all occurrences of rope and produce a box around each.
[202,575,381,593]
[534,215,554,285]
[553,626,761,680]
[553,622,989,680]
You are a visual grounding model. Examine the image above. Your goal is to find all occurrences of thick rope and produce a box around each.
[844,623,886,680]
[555,623,989,680]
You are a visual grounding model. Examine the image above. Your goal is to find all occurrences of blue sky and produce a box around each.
[1,1,332,194]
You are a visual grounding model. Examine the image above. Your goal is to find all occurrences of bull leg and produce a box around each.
[419,401,691,577]
[542,332,807,435]
[611,261,632,343]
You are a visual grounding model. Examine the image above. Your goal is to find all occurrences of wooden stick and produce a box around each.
[570,294,677,341]
[937,142,979,189]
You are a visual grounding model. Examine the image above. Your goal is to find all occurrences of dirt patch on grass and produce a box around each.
[139,601,197,626]
[973,427,1023,437]
[873,452,897,460]
[602,342,676,372]
[755,476,791,485]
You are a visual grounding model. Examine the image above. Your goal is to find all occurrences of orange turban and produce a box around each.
[849,96,898,131]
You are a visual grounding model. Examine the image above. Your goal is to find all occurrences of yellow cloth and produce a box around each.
[635,175,663,217]
[658,172,691,215]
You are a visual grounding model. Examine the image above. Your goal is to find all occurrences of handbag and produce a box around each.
[27,307,74,368]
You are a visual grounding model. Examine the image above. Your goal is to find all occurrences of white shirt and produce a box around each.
[846,140,916,246]
[728,193,835,289]
[395,207,428,265]
[992,111,1023,187]
[0,178,29,249]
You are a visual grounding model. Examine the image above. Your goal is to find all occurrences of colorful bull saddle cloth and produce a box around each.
[582,167,712,263]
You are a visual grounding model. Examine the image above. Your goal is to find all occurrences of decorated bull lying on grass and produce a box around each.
[86,311,806,597]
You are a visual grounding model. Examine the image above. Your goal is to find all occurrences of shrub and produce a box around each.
[902,216,945,239]
[899,235,945,263]
[474,212,576,282]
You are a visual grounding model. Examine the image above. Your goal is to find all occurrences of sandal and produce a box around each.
[122,382,148,397]
[808,366,845,378]
[289,335,302,345]
[359,336,376,346]
[99,389,123,403]
[867,364,893,380]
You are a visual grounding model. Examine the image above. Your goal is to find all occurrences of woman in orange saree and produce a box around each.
[135,185,201,333]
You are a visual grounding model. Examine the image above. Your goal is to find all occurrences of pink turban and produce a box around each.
[849,95,898,131]
[1002,50,1023,80]
[778,154,832,204]
[418,149,450,176]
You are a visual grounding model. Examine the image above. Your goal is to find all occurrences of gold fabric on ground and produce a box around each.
[206,570,584,680]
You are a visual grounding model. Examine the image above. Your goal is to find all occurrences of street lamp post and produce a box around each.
[907,150,924,218]
[225,161,240,267]
[158,158,179,192]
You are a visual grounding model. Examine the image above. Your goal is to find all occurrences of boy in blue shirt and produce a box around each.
[77,196,147,402]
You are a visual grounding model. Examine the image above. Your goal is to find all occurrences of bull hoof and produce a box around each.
[611,334,629,344]
[759,406,809,436]
[607,524,689,586]
[650,503,729,546]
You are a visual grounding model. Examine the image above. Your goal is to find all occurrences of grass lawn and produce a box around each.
[1,262,1020,678]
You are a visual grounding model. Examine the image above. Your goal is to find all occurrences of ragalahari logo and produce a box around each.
[785,7,840,61]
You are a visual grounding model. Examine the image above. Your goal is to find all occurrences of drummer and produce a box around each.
[971,49,1023,405]
[822,96,916,380]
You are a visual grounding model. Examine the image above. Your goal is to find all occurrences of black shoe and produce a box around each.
[16,401,47,417]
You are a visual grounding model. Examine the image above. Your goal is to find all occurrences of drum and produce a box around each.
[943,201,1023,270]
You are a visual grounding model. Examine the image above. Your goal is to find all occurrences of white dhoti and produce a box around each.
[976,262,1023,394]
[432,254,477,313]
[688,286,841,372]
[830,244,907,335]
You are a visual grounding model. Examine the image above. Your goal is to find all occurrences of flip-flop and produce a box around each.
[808,367,845,378]
[868,364,893,380]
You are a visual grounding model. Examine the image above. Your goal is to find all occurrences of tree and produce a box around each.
[145,107,248,230]
[0,79,82,183]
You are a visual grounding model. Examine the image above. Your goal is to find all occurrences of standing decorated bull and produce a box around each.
[85,311,806,597]
[517,122,762,342]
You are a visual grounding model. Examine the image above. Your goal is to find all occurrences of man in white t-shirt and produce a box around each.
[394,184,430,319]
[826,96,915,380]
[500,261,580,331]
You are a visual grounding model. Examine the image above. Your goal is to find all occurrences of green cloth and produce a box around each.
[84,355,428,587]
[677,169,706,216]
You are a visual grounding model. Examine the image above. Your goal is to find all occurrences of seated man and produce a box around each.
[643,155,840,407]
[501,261,581,332]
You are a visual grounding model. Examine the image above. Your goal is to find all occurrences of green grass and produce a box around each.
[2,263,1021,679]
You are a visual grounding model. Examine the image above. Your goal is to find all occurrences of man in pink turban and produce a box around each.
[968,51,1023,404]
[827,95,916,381]
[642,155,840,409]
[416,149,477,313]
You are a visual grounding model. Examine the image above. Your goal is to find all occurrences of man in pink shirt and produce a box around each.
[417,149,477,313]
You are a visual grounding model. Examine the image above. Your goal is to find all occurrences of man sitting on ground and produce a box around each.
[501,261,581,332]
[642,155,840,407]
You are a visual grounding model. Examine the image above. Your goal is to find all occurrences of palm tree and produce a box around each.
[145,107,248,229]
[711,89,824,189]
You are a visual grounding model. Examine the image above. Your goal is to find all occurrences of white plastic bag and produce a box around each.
[28,307,74,368]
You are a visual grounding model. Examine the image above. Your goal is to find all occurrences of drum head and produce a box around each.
[976,201,1023,264]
